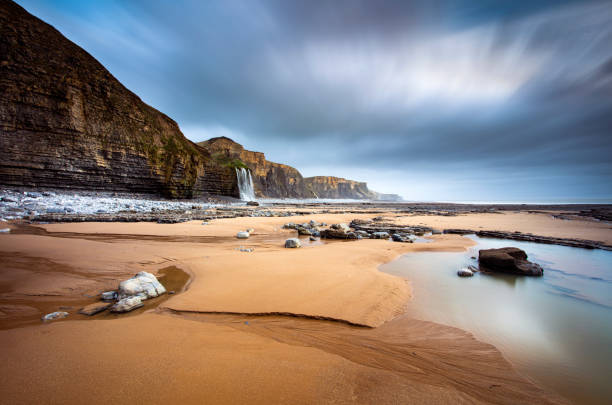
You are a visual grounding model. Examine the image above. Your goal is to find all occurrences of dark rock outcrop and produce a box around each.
[304,176,377,199]
[198,137,311,199]
[0,0,238,198]
[478,247,544,276]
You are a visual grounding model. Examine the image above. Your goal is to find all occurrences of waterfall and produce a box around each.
[235,168,256,201]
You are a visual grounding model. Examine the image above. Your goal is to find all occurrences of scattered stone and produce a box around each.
[42,311,68,322]
[111,296,144,313]
[478,247,544,276]
[309,236,318,241]
[331,223,351,232]
[457,268,474,277]
[246,228,255,233]
[79,302,112,316]
[285,238,301,248]
[236,231,250,239]
[391,233,413,243]
[246,201,259,206]
[297,226,312,235]
[118,271,166,300]
[100,291,117,301]
[168,291,176,295]
[201,222,208,225]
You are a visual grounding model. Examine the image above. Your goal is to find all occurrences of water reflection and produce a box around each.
[380,235,612,405]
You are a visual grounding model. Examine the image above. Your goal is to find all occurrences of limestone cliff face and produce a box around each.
[198,137,312,198]
[304,176,377,199]
[0,0,238,198]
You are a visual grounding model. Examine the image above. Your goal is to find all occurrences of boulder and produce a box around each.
[478,247,543,276]
[236,231,250,239]
[246,201,259,206]
[117,271,166,300]
[285,238,301,248]
[111,297,144,313]
[79,302,112,316]
[41,311,68,321]
[457,268,474,277]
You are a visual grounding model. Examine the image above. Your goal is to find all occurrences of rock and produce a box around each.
[331,223,351,232]
[297,226,312,236]
[355,230,370,238]
[111,296,144,313]
[282,223,298,230]
[309,220,319,227]
[0,1,238,198]
[117,271,166,300]
[478,247,543,276]
[79,302,112,316]
[236,231,250,239]
[246,201,259,206]
[432,229,442,235]
[41,311,68,321]
[371,231,390,239]
[303,176,378,199]
[309,236,318,241]
[0,228,10,233]
[100,291,117,301]
[285,238,301,248]
[457,268,474,277]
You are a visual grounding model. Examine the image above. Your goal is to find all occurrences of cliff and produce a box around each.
[304,176,378,199]
[0,0,238,198]
[198,137,312,198]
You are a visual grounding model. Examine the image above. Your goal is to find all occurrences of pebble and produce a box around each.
[42,311,69,321]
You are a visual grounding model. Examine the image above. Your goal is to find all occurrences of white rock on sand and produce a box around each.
[237,231,250,239]
[41,311,69,321]
[117,271,166,300]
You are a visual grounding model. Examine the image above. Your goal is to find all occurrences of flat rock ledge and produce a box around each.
[443,229,612,251]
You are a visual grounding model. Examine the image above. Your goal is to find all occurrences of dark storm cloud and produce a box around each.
[15,0,612,200]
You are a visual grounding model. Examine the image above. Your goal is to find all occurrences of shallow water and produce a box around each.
[381,235,612,405]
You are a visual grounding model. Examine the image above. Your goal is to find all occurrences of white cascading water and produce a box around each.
[235,168,256,201]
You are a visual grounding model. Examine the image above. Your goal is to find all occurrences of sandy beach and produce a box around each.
[1,209,609,404]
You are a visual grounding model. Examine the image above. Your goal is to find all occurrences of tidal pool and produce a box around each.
[381,235,612,405]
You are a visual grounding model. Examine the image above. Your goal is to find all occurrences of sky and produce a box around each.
[16,0,612,202]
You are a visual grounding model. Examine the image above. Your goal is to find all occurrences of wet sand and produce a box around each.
[1,210,605,404]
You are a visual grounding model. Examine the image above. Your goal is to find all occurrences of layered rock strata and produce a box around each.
[198,137,310,198]
[304,176,377,199]
[0,0,237,198]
